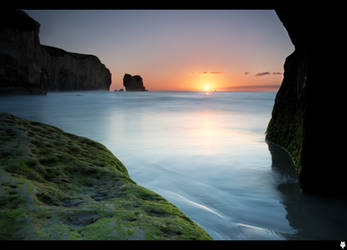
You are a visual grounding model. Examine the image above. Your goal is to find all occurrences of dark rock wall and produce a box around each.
[266,50,306,175]
[0,10,45,94]
[41,45,111,91]
[123,73,147,91]
[0,10,111,94]
[267,9,343,196]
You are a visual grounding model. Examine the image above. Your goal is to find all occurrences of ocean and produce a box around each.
[1,91,346,240]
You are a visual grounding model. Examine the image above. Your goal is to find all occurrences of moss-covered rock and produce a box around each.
[0,113,212,240]
[266,49,305,177]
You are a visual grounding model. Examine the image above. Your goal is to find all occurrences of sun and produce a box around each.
[204,85,210,92]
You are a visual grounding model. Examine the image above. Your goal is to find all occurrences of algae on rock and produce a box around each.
[0,113,212,240]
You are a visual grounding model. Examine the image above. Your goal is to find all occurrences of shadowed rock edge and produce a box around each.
[266,9,344,196]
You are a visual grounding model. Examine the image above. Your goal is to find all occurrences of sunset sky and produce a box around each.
[25,10,294,91]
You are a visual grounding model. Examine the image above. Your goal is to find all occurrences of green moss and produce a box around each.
[0,208,27,239]
[0,112,212,240]
[266,108,303,175]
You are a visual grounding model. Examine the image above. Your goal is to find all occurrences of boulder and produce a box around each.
[0,113,212,240]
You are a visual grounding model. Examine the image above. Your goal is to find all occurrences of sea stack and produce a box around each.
[123,73,147,91]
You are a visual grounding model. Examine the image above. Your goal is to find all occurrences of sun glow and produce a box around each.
[204,85,210,92]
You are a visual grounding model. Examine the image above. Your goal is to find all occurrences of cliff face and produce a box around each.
[123,73,147,91]
[0,10,45,94]
[267,9,343,196]
[0,10,111,94]
[41,45,111,91]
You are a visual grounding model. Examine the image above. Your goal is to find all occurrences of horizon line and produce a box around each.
[110,89,279,92]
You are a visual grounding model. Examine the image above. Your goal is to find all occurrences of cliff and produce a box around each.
[0,10,111,94]
[266,9,343,196]
[0,10,45,94]
[123,73,147,91]
[0,113,212,240]
[40,45,111,91]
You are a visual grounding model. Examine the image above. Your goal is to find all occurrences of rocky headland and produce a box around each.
[0,113,211,240]
[0,10,111,94]
[40,45,111,91]
[0,10,45,94]
[123,73,147,91]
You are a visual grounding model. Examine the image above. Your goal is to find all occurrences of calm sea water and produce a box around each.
[1,91,347,240]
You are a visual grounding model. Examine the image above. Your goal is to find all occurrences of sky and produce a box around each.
[25,10,294,91]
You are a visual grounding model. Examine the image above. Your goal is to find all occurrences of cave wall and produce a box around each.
[267,9,344,196]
